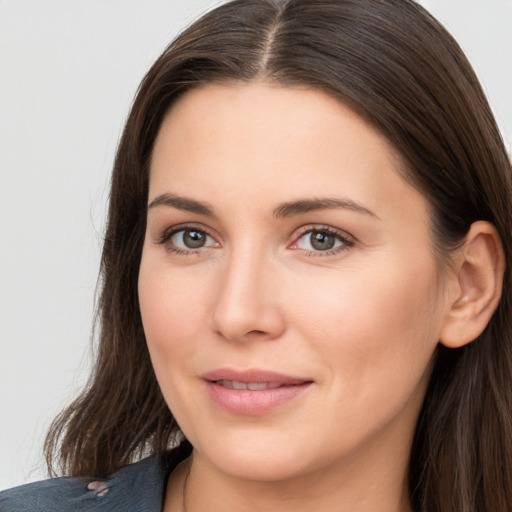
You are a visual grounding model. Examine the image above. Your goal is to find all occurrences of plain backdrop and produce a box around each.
[1,0,511,490]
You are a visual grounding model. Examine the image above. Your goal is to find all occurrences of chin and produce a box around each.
[186,423,326,482]
[207,447,311,482]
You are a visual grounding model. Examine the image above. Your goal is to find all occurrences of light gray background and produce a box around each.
[1,0,511,490]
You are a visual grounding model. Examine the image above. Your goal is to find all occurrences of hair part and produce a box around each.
[45,1,512,510]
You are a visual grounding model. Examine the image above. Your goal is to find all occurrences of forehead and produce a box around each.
[149,81,427,224]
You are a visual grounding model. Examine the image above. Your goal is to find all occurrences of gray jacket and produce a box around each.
[0,443,191,512]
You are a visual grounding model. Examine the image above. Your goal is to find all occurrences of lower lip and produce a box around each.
[204,381,312,415]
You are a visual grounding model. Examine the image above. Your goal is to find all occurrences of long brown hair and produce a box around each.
[45,1,512,510]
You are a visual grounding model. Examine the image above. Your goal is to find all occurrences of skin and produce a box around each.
[138,82,459,512]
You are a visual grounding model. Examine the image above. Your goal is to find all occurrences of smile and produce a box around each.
[202,369,313,415]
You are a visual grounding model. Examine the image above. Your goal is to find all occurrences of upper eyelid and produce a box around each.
[292,224,356,242]
[163,222,213,234]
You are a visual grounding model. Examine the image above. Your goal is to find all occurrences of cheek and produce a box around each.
[290,256,442,391]
[138,258,210,366]
[138,260,213,424]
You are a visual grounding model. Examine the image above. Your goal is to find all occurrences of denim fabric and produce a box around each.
[0,443,192,512]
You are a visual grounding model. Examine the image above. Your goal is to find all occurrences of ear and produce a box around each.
[439,221,505,348]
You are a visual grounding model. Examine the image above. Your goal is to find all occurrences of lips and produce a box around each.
[202,368,310,385]
[202,369,313,415]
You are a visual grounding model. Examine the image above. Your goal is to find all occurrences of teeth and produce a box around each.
[217,380,282,390]
[247,382,269,390]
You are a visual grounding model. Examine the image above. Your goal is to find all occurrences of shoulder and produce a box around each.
[0,443,191,512]
[0,457,162,512]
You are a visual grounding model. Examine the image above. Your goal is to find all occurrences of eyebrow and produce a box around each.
[273,198,380,219]
[147,193,379,220]
[148,193,215,216]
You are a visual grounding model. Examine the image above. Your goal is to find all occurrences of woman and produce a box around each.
[2,0,511,511]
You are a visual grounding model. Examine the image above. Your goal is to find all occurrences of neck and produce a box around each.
[177,443,413,512]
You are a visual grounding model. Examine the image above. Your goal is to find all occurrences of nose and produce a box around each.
[210,249,286,343]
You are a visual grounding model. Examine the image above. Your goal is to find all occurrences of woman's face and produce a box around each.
[139,82,453,483]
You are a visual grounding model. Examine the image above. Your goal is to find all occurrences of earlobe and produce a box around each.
[439,221,505,349]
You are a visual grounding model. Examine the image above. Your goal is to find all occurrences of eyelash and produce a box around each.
[290,225,355,257]
[155,223,355,257]
[156,224,218,256]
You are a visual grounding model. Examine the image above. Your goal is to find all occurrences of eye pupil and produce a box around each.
[183,230,206,248]
[310,231,335,251]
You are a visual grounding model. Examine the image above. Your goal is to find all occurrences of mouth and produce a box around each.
[203,368,312,387]
[202,369,313,415]
[214,380,288,390]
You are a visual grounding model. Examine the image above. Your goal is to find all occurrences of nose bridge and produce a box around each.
[211,242,283,342]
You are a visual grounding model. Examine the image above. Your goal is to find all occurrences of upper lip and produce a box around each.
[202,368,312,386]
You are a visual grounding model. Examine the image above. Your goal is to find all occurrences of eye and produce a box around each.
[157,225,219,254]
[291,226,354,255]
[171,228,212,249]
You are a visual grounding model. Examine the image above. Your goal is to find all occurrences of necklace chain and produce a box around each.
[182,465,191,512]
